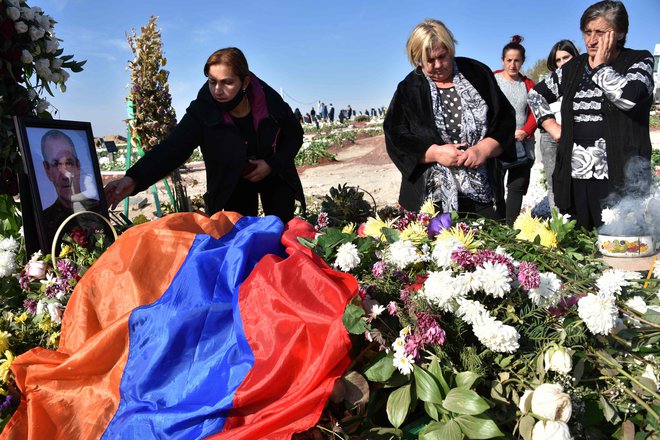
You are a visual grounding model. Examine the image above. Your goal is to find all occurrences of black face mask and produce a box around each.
[215,87,246,113]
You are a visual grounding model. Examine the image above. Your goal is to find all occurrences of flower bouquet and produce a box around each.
[300,201,659,439]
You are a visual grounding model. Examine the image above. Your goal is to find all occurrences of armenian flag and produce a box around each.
[2,212,356,439]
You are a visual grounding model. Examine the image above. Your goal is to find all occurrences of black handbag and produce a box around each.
[499,140,534,170]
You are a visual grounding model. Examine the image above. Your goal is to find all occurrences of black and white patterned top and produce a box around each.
[528,56,653,180]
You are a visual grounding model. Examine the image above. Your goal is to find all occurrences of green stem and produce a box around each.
[591,349,660,402]
[619,304,660,329]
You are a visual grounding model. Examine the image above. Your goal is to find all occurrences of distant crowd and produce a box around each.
[293,102,387,129]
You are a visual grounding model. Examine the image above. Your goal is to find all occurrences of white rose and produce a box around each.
[20,6,36,21]
[60,70,70,82]
[26,260,47,279]
[36,99,50,113]
[47,302,62,324]
[45,38,59,54]
[36,300,46,315]
[531,383,572,422]
[49,71,61,83]
[50,58,63,69]
[544,346,573,374]
[38,14,52,30]
[27,88,37,100]
[6,6,21,21]
[518,389,533,414]
[28,26,46,41]
[20,49,33,64]
[531,420,573,440]
[14,21,28,33]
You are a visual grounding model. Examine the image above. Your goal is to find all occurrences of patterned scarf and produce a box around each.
[425,62,493,212]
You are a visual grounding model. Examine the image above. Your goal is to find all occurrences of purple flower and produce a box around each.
[517,262,541,290]
[316,212,329,230]
[399,288,410,303]
[451,246,475,270]
[404,339,420,359]
[427,212,452,239]
[416,212,431,226]
[1,394,15,411]
[473,249,516,274]
[387,301,398,316]
[372,261,387,278]
[23,299,37,314]
[56,259,78,280]
[397,211,417,231]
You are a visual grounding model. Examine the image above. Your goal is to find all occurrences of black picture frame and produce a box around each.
[13,116,110,254]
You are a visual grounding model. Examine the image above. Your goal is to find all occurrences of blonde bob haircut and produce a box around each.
[406,19,457,67]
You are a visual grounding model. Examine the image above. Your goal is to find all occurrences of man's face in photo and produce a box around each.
[43,136,80,207]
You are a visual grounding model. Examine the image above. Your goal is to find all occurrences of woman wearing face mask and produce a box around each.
[493,35,537,225]
[539,40,579,212]
[384,19,515,218]
[528,1,653,230]
[105,47,305,222]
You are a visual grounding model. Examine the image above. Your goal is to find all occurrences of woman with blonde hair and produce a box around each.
[384,19,515,218]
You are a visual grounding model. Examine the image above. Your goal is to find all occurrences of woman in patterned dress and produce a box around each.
[528,1,654,230]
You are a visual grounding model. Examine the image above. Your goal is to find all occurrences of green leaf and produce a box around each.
[518,414,535,440]
[387,384,412,428]
[366,427,404,439]
[420,420,462,440]
[454,414,504,439]
[342,303,369,334]
[442,388,490,415]
[455,371,480,390]
[423,401,439,421]
[382,227,400,243]
[364,352,397,383]
[427,357,450,397]
[296,236,316,249]
[413,365,443,404]
[643,309,660,325]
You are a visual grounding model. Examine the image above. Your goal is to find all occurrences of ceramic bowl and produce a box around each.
[597,234,656,258]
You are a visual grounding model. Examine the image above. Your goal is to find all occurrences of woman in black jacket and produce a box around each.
[105,47,305,222]
[384,19,515,218]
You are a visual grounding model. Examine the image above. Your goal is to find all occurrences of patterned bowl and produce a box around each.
[597,234,657,258]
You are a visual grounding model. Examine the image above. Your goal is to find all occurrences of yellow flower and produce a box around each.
[0,331,10,353]
[39,320,53,331]
[537,228,558,248]
[514,212,557,248]
[399,222,428,245]
[0,350,15,384]
[436,226,480,250]
[59,245,73,257]
[419,199,437,217]
[363,215,396,240]
[342,223,356,235]
[47,331,61,347]
[14,313,29,324]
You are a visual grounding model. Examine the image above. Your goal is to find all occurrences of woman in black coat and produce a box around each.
[384,19,515,218]
[105,47,305,222]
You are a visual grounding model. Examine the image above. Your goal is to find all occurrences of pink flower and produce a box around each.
[316,212,329,230]
[451,246,475,270]
[387,301,398,316]
[357,223,366,237]
[372,261,386,278]
[518,262,541,290]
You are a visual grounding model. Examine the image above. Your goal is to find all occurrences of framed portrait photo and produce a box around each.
[13,117,110,253]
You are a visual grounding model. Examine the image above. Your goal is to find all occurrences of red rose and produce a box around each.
[69,227,91,248]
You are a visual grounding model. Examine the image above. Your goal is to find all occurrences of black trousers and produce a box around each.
[223,174,296,223]
[457,197,499,221]
[504,164,532,226]
[566,178,609,231]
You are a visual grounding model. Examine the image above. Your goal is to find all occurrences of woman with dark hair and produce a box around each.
[384,19,515,218]
[528,0,654,230]
[105,47,305,222]
[493,35,537,225]
[539,40,579,212]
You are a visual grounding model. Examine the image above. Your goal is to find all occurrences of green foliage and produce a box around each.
[320,184,375,226]
[523,57,549,83]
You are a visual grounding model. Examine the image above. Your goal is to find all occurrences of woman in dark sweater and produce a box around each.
[528,1,653,230]
[384,19,515,218]
[105,47,305,222]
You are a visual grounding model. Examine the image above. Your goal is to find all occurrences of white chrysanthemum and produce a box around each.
[0,237,19,253]
[423,270,460,311]
[456,299,489,326]
[385,240,419,270]
[47,302,62,324]
[369,304,386,320]
[392,336,406,354]
[474,261,512,298]
[431,237,461,268]
[528,272,562,308]
[452,272,474,297]
[334,242,360,272]
[578,294,618,335]
[472,317,520,353]
[601,207,620,225]
[30,250,43,261]
[625,296,648,314]
[596,269,642,296]
[393,350,414,375]
[0,251,17,278]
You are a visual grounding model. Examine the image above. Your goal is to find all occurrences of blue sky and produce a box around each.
[38,0,659,137]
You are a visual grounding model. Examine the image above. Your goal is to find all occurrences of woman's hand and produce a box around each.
[542,119,562,142]
[423,143,467,167]
[514,129,528,142]
[243,160,272,182]
[104,176,136,210]
[593,30,617,66]
[459,144,489,168]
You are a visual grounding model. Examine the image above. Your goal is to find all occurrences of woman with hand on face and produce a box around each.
[493,35,537,225]
[538,40,579,212]
[528,1,654,230]
[384,19,515,218]
[104,47,305,223]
